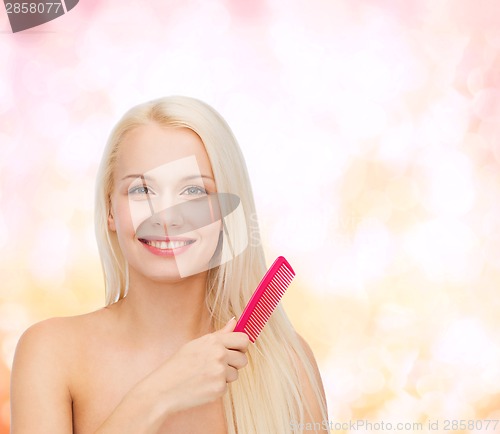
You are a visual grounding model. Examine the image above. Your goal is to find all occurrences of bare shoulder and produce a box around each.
[15,309,108,357]
[13,308,111,378]
[14,315,81,372]
[295,333,324,388]
[17,315,81,347]
[10,310,108,434]
[294,333,329,433]
[296,334,317,364]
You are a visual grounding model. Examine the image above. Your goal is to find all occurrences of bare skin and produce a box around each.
[10,306,246,433]
[10,124,328,433]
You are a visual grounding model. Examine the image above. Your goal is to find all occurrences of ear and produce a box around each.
[108,207,116,232]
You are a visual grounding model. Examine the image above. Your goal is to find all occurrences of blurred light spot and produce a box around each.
[326,247,365,297]
[356,189,392,222]
[404,218,480,283]
[327,367,362,403]
[432,318,499,368]
[34,187,75,223]
[348,48,402,100]
[387,352,419,390]
[334,96,388,140]
[2,333,22,371]
[0,212,7,251]
[416,373,445,397]
[354,219,394,281]
[21,60,51,96]
[271,211,328,254]
[0,37,12,61]
[0,401,10,429]
[379,391,422,422]
[375,304,416,333]
[0,73,13,115]
[480,367,500,394]
[56,128,99,178]
[461,132,489,164]
[418,148,475,217]
[483,234,500,271]
[29,100,69,139]
[208,57,238,92]
[85,226,99,255]
[48,68,79,104]
[484,28,500,49]
[386,177,420,210]
[358,368,386,394]
[0,303,29,332]
[378,123,417,172]
[342,159,368,201]
[440,399,476,420]
[202,1,231,35]
[69,181,94,212]
[141,50,209,105]
[467,67,484,95]
[357,346,389,370]
[455,376,486,404]
[28,219,70,285]
[76,31,114,90]
[417,92,470,146]
[421,391,446,417]
[473,88,500,120]
[168,0,230,42]
[479,120,500,163]
[0,130,19,167]
[269,19,342,104]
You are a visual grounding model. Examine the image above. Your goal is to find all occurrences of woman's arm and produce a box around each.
[10,319,73,434]
[92,380,177,434]
[96,317,249,434]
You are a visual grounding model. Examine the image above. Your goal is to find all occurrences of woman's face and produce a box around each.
[108,123,222,282]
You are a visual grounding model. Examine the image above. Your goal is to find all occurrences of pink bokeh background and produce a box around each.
[1,0,500,432]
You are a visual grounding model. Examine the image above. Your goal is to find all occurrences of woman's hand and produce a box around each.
[141,317,250,414]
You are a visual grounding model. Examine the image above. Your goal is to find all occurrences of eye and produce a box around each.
[181,185,207,196]
[128,185,154,195]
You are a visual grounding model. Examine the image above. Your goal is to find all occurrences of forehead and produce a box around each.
[115,123,212,175]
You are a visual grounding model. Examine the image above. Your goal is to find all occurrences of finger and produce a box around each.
[214,317,237,334]
[220,332,250,351]
[227,350,248,370]
[226,365,239,383]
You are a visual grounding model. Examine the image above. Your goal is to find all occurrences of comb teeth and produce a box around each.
[234,257,295,343]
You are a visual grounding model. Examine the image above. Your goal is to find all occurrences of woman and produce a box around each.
[10,96,329,433]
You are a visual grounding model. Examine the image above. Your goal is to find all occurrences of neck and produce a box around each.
[110,268,214,348]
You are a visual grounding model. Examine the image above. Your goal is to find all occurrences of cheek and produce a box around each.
[113,200,136,235]
[128,200,155,233]
[199,220,222,246]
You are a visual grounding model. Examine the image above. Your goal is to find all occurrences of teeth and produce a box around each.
[145,240,192,250]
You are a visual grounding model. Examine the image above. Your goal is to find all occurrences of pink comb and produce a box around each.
[234,256,295,343]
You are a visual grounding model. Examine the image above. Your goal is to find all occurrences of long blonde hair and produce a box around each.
[94,96,328,433]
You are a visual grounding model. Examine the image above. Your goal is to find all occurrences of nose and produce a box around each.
[153,206,185,230]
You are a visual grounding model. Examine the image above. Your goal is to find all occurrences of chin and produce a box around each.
[146,268,209,283]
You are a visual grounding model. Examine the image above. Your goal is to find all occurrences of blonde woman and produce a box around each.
[10,96,329,433]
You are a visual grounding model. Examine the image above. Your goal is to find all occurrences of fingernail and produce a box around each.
[229,316,236,321]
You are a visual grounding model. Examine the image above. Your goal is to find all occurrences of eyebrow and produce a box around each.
[183,175,215,182]
[121,174,215,182]
[122,174,153,181]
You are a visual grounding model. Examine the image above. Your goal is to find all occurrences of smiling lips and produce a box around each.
[139,237,195,256]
